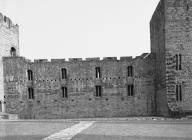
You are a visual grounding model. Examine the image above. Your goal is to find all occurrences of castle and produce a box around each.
[0,0,192,119]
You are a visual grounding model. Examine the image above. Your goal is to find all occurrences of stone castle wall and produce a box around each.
[165,0,192,114]
[150,0,169,116]
[3,55,155,119]
[150,0,192,116]
[0,13,19,112]
[2,0,192,118]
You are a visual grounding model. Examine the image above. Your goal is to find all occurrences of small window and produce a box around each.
[176,84,182,101]
[28,88,34,99]
[127,66,133,77]
[4,16,6,22]
[0,101,2,112]
[187,4,189,11]
[95,86,102,97]
[27,70,33,81]
[127,84,134,96]
[175,54,182,70]
[61,68,67,79]
[62,87,68,98]
[179,54,182,70]
[10,47,16,57]
[95,67,101,78]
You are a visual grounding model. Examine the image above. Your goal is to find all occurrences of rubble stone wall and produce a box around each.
[3,55,155,119]
[165,0,192,113]
[0,13,19,112]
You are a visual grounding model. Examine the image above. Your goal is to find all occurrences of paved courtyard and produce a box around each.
[0,118,192,140]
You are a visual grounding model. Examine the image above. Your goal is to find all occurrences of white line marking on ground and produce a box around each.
[42,121,95,140]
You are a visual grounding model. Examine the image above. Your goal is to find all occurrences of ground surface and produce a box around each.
[0,118,192,140]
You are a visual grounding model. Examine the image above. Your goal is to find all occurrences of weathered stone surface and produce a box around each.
[1,0,192,119]
[0,13,19,113]
[3,55,155,119]
[150,0,168,116]
[150,0,192,116]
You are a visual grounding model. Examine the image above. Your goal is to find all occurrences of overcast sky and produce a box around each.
[0,0,159,60]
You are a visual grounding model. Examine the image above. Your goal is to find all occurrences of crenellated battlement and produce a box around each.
[3,53,152,65]
[0,13,19,33]
[22,53,151,64]
[34,59,48,63]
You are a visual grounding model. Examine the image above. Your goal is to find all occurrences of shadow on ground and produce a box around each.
[72,134,192,140]
[0,135,47,140]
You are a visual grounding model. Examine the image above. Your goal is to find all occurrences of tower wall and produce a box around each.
[151,0,192,116]
[165,0,192,114]
[0,13,19,112]
[150,0,169,116]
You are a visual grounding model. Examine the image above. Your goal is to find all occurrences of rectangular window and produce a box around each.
[28,88,34,99]
[96,67,101,78]
[61,68,67,79]
[27,70,33,81]
[179,54,182,70]
[62,87,68,98]
[127,66,133,77]
[176,54,182,70]
[95,86,102,97]
[176,84,182,101]
[127,85,134,96]
[0,101,1,112]
[4,16,6,22]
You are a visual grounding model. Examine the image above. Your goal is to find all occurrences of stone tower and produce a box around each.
[151,0,192,116]
[0,13,19,112]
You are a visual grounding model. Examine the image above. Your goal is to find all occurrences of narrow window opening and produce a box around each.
[127,84,134,96]
[96,67,101,78]
[187,4,189,11]
[176,54,178,70]
[27,70,33,81]
[8,20,11,28]
[176,84,182,101]
[10,47,16,57]
[175,54,182,70]
[179,85,182,101]
[3,16,6,22]
[62,87,68,98]
[61,68,67,79]
[127,66,133,77]
[179,54,182,70]
[28,88,34,99]
[95,86,102,97]
[0,101,2,112]
[176,85,179,101]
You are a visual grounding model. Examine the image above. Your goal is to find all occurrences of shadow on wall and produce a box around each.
[10,47,16,57]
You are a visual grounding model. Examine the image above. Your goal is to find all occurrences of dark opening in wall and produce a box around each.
[187,4,189,11]
[179,54,182,70]
[62,87,68,98]
[10,47,16,57]
[28,88,34,99]
[127,66,133,77]
[95,85,102,97]
[61,68,67,79]
[27,70,33,81]
[175,54,182,70]
[127,84,134,96]
[0,101,1,112]
[176,84,182,101]
[121,97,124,101]
[95,67,101,78]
